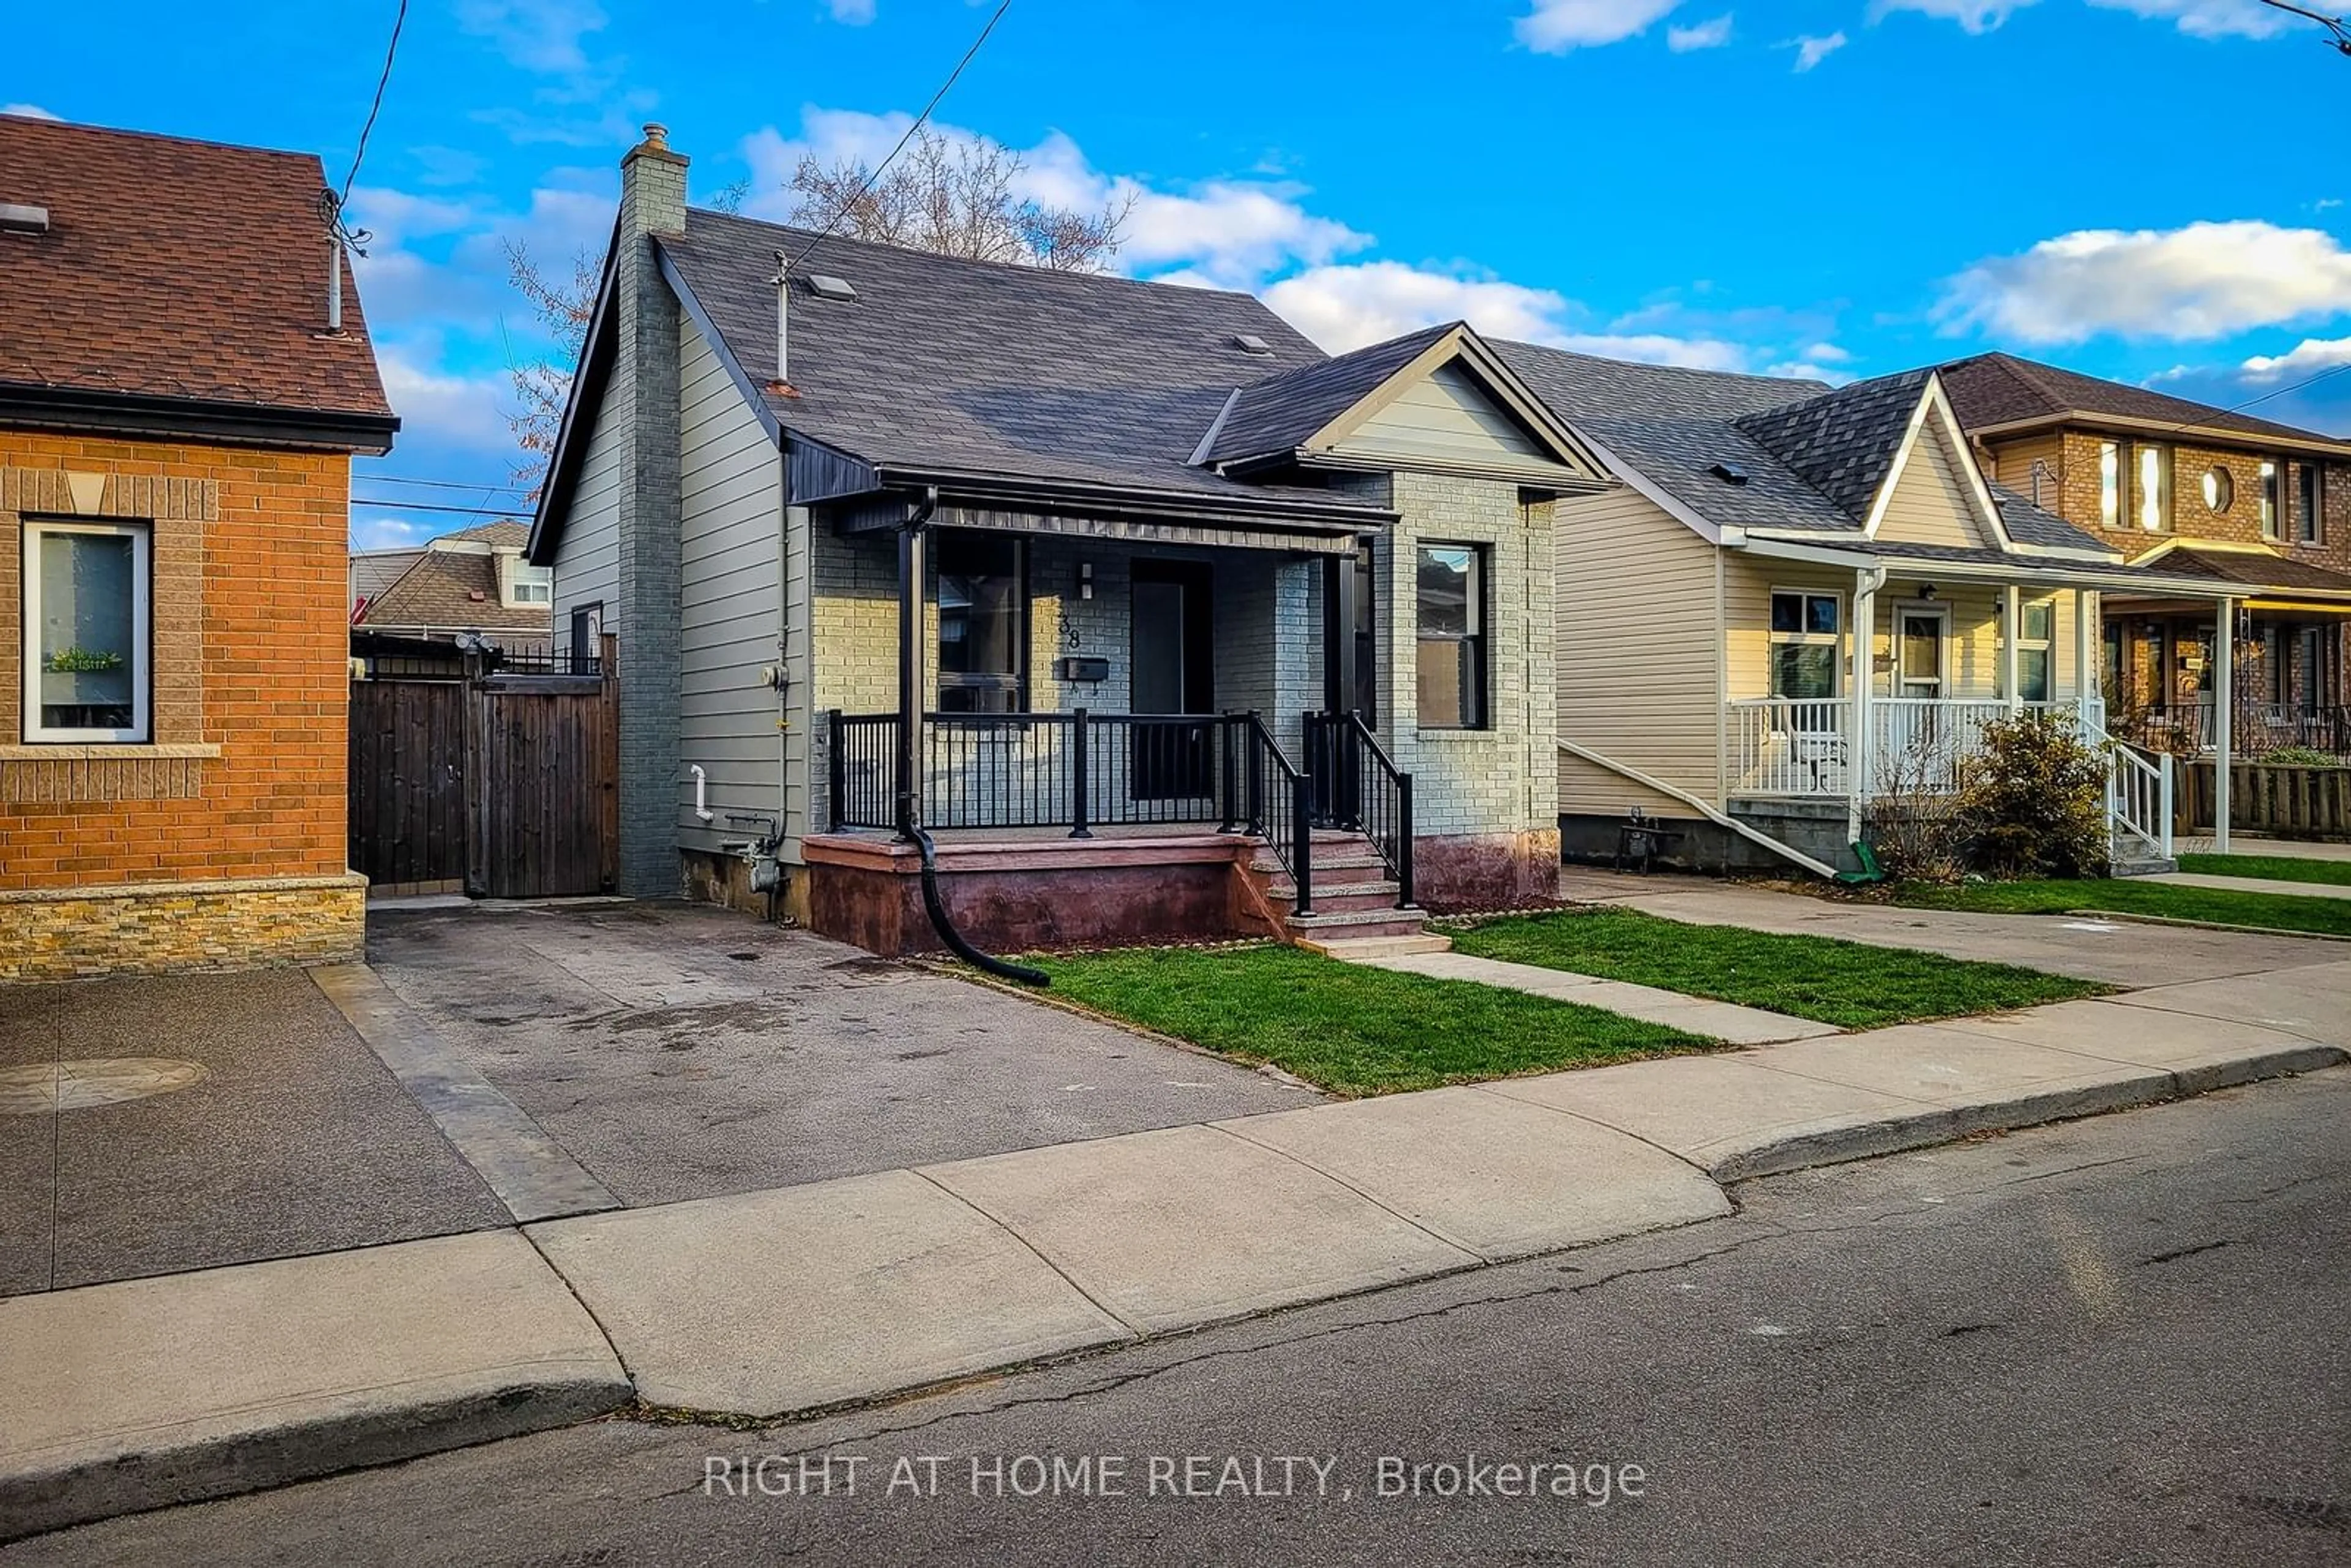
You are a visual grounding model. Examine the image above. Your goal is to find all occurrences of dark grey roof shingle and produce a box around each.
[1203,323,1455,463]
[1940,352,2349,447]
[1987,484,2106,552]
[656,212,1381,515]
[1731,370,1933,522]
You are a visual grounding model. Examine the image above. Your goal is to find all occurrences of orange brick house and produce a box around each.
[1944,353,2351,756]
[0,116,398,981]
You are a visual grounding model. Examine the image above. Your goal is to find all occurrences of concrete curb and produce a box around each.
[2062,908,2351,943]
[1709,1046,2348,1182]
[1,1372,628,1545]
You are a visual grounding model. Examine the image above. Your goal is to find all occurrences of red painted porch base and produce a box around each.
[800,831,1258,956]
[1411,830,1565,913]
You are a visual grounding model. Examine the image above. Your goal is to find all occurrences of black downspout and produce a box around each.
[895,487,1049,988]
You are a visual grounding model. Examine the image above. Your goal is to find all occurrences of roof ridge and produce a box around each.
[1491,338,1829,393]
[0,113,324,167]
[682,208,1277,306]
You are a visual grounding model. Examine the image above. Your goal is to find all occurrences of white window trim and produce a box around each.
[1767,587,1845,700]
[21,518,152,745]
[2260,459,2282,541]
[2003,596,2056,702]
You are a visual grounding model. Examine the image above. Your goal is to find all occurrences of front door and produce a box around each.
[1897,607,1949,700]
[1130,561,1215,800]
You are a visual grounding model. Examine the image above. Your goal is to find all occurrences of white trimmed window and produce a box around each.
[2297,463,2325,546]
[2261,459,2282,540]
[2004,598,2054,703]
[2099,441,2124,528]
[22,519,151,743]
[1768,590,1842,700]
[2137,444,2172,532]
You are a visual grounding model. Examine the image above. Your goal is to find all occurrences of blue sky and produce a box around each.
[7,0,2347,549]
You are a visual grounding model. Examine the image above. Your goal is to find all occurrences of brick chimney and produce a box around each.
[612,123,689,897]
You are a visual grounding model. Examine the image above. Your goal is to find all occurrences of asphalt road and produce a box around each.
[13,1071,2348,1567]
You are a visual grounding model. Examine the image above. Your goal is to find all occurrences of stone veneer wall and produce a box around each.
[0,872,365,983]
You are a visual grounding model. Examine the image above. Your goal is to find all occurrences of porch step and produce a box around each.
[2110,857,2179,878]
[1269,879,1402,913]
[1282,906,1433,942]
[1297,932,1455,959]
[1251,849,1388,879]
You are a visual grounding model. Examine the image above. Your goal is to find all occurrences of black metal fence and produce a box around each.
[827,709,1321,912]
[2109,702,2351,758]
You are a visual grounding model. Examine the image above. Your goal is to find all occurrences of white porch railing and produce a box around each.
[1728,697,2069,799]
[2102,737,2175,863]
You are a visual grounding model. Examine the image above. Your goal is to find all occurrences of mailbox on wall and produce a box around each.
[1054,655,1110,684]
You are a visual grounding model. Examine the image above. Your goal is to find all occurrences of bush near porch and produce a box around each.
[1028,944,1714,1097]
[1869,710,2109,882]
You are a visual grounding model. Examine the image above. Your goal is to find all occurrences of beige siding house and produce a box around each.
[1496,348,2239,877]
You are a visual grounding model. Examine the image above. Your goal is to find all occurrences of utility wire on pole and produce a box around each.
[2255,0,2351,56]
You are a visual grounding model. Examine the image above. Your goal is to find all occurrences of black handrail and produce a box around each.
[1235,711,1313,918]
[1307,710,1412,909]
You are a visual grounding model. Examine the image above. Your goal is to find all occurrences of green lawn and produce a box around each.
[1892,877,2351,939]
[2176,852,2351,888]
[1029,943,1712,1097]
[1448,908,2107,1030]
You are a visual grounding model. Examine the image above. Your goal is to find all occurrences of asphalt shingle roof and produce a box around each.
[655,213,1383,516]
[0,115,392,422]
[1731,370,1933,522]
[1987,485,2108,552]
[2143,544,2351,596]
[1202,324,1455,463]
[1940,352,2349,448]
[358,550,549,636]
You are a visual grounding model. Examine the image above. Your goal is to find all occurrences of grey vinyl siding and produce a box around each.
[676,310,784,853]
[1333,363,1547,465]
[1553,486,1722,817]
[549,391,623,644]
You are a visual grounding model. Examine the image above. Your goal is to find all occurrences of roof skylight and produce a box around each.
[806,274,858,302]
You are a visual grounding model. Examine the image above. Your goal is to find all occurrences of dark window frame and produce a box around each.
[1415,542,1488,731]
[934,531,1030,714]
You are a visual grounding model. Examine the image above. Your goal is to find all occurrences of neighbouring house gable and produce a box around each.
[1869,401,2000,552]
[1328,361,1559,470]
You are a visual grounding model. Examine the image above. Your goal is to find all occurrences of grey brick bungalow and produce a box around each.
[527,127,1607,952]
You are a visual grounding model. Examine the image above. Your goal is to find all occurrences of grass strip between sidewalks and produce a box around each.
[1448,907,2110,1030]
[1028,942,1714,1097]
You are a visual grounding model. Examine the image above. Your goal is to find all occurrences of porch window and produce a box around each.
[936,532,1025,713]
[1768,590,1841,700]
[2299,626,2327,716]
[2004,598,2053,702]
[22,519,151,743]
[2260,460,2281,540]
[1415,544,1486,729]
[2295,463,2324,546]
[2137,445,2172,533]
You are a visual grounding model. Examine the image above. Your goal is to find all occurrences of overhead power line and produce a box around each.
[783,0,1015,276]
[342,0,410,203]
[2255,0,2351,55]
[348,498,533,520]
[356,473,533,495]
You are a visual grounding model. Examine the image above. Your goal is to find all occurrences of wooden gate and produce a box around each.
[348,638,619,898]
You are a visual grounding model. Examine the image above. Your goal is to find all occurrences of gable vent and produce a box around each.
[805,273,857,302]
[0,203,49,236]
[1232,333,1274,356]
[1709,461,1749,486]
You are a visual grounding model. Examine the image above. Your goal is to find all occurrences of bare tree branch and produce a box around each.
[787,126,1130,272]
[500,239,599,493]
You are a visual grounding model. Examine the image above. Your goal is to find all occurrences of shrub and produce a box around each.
[1957,711,2111,879]
[2257,745,2345,768]
[1865,739,1970,883]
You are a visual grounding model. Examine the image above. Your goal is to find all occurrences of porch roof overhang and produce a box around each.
[1730,532,2240,599]
[831,468,1390,555]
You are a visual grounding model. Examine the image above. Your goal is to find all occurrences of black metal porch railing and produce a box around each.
[1303,710,1414,909]
[2107,702,2351,758]
[825,709,1316,914]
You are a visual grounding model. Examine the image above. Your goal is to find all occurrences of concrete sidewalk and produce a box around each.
[7,958,2346,1542]
[2150,870,2351,901]
[1348,947,1842,1045]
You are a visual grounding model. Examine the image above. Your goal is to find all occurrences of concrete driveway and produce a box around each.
[365,901,1316,1209]
[0,971,508,1297]
[1558,866,2344,987]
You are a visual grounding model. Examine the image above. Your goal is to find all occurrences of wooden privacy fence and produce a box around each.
[2175,760,2351,841]
[348,636,619,898]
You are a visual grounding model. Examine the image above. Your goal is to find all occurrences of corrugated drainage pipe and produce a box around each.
[910,827,1050,987]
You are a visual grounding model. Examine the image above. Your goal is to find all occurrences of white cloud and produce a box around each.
[1668,13,1735,48]
[350,513,441,552]
[377,348,517,454]
[1938,220,2351,343]
[2083,0,2293,37]
[456,0,609,73]
[1259,260,1756,371]
[1790,31,1848,69]
[346,185,484,241]
[828,0,876,19]
[2239,336,2351,382]
[738,111,1369,291]
[1870,0,2036,32]
[1516,0,1684,52]
[1,103,61,120]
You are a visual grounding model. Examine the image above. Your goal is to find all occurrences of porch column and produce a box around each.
[1847,566,1880,844]
[1325,550,1359,718]
[2214,595,2233,855]
[2002,584,2022,714]
[895,523,929,839]
[2074,587,2096,737]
